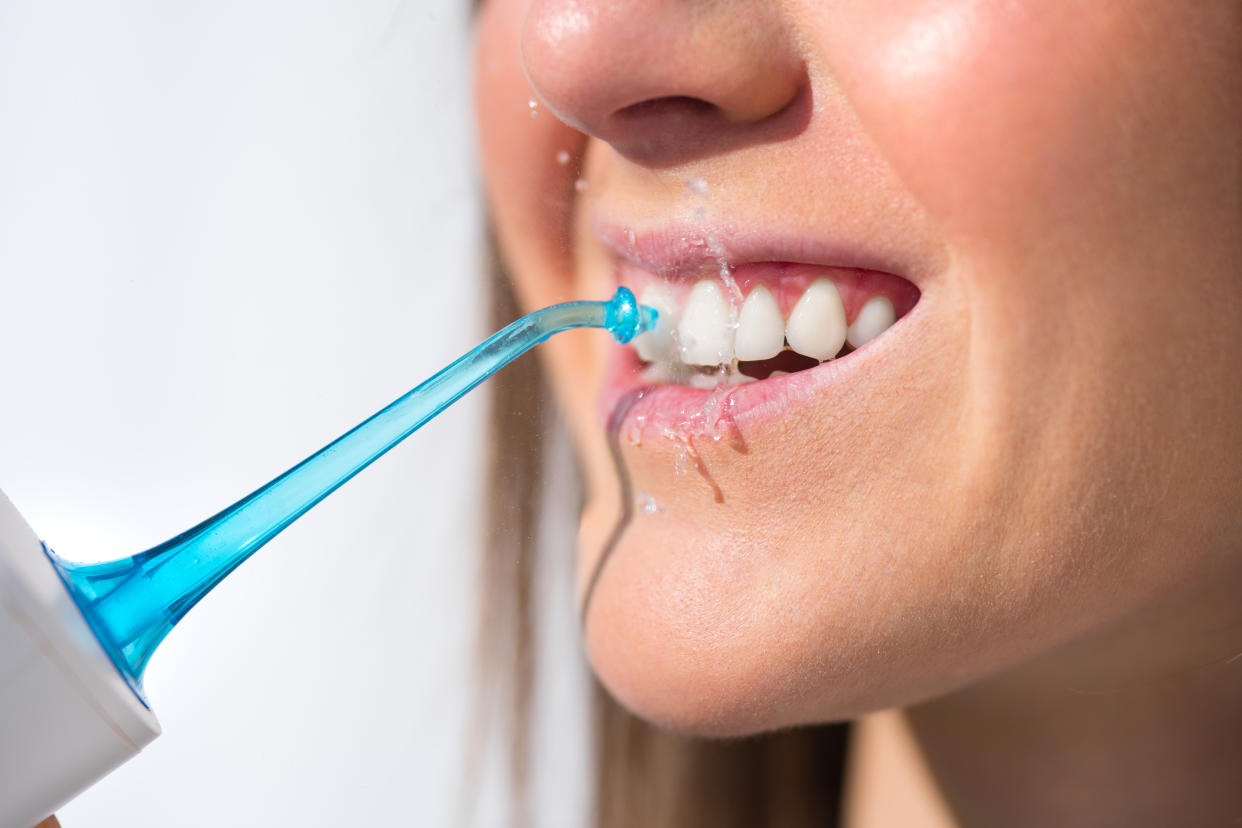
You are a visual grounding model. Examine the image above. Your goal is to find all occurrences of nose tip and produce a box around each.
[521,0,806,165]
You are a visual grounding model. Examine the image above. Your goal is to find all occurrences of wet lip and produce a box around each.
[598,314,923,444]
[593,221,928,438]
[593,218,933,287]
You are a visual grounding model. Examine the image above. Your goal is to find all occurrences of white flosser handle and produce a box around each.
[0,489,160,828]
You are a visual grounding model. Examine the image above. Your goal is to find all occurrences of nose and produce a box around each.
[521,0,806,165]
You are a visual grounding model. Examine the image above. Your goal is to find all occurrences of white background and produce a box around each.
[0,2,589,825]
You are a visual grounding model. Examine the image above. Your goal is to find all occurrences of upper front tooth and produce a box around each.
[785,278,846,360]
[734,285,785,361]
[634,282,680,362]
[677,279,735,366]
[846,295,896,348]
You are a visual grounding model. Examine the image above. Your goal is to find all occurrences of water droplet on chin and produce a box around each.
[555,150,570,165]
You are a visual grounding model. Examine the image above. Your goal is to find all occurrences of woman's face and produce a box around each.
[475,1,1242,735]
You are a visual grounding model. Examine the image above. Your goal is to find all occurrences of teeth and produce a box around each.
[846,295,896,348]
[734,285,785,361]
[634,282,681,363]
[677,280,735,366]
[633,276,899,378]
[785,278,846,361]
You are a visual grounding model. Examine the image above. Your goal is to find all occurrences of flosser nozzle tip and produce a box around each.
[605,286,659,344]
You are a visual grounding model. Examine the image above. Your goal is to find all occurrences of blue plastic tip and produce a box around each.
[605,286,658,344]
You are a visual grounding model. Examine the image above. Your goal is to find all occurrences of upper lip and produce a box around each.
[592,213,937,285]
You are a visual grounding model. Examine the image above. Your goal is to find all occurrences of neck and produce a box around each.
[844,571,1242,827]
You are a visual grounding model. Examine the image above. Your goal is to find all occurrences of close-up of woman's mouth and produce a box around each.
[593,221,925,445]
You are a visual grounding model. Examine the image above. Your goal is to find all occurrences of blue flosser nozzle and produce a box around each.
[46,288,656,704]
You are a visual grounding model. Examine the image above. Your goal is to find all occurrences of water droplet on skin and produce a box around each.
[574,178,588,192]
[636,492,662,515]
[528,98,539,118]
[706,383,737,441]
[685,178,709,197]
[626,227,636,245]
[660,430,725,502]
[673,445,689,476]
[556,150,570,165]
[703,393,719,424]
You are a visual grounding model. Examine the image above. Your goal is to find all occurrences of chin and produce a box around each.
[578,482,949,738]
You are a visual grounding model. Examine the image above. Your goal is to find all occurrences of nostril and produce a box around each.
[615,96,717,121]
[610,97,723,157]
[602,85,809,166]
[606,96,753,165]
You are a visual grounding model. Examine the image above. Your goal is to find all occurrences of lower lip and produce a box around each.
[599,349,812,442]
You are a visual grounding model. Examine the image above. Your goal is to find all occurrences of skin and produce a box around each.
[475,1,1242,824]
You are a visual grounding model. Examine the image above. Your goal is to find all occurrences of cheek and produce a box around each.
[813,0,1242,502]
[810,1,1164,250]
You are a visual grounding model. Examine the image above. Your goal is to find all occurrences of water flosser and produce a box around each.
[0,288,655,828]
